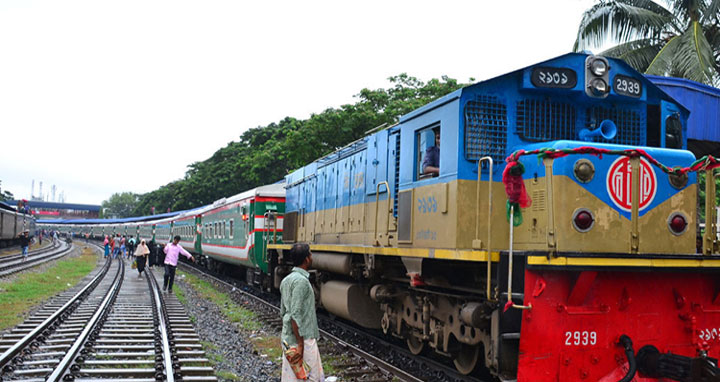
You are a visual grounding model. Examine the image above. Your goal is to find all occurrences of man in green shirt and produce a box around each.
[280,243,324,381]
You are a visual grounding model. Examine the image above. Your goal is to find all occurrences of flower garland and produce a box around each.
[502,146,720,225]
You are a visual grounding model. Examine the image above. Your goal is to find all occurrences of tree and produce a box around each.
[0,180,14,202]
[102,192,139,218]
[574,0,720,86]
[698,170,720,223]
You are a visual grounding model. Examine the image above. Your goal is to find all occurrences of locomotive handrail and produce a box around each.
[630,157,640,253]
[703,169,718,255]
[373,181,390,246]
[474,156,494,301]
[506,205,531,311]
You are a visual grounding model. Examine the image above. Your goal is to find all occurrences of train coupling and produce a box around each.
[636,344,720,382]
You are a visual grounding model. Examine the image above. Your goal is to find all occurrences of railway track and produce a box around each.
[0,248,216,381]
[0,241,71,278]
[179,262,486,382]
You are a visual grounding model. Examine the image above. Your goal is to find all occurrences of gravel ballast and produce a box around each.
[169,270,281,382]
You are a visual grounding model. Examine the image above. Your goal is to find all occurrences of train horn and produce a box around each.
[579,119,617,141]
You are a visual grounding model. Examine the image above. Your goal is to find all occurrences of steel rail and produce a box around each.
[0,241,64,268]
[46,257,124,381]
[0,240,60,262]
[148,262,176,382]
[179,262,424,382]
[0,241,73,277]
[0,255,112,369]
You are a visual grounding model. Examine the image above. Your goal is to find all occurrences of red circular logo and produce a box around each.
[606,157,657,211]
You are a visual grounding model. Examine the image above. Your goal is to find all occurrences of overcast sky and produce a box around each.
[0,0,604,205]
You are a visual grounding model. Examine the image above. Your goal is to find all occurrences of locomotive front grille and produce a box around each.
[516,99,576,142]
[585,106,643,145]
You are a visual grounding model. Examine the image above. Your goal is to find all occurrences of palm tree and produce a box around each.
[574,0,720,86]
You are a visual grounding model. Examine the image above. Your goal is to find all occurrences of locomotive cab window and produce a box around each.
[416,125,440,180]
[665,114,683,149]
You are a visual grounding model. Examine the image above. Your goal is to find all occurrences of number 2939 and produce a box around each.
[564,331,597,346]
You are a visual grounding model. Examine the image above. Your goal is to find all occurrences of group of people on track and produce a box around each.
[100,234,193,292]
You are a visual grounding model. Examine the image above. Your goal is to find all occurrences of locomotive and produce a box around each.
[268,52,720,381]
[40,52,720,381]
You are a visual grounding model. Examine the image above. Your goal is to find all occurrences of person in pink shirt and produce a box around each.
[162,235,195,292]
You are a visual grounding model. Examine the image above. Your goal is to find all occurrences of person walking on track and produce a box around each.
[134,239,150,278]
[18,231,31,261]
[103,235,110,258]
[162,235,195,293]
[120,236,127,259]
[279,243,325,382]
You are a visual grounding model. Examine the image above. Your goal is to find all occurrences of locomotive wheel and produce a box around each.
[453,343,480,375]
[406,335,424,355]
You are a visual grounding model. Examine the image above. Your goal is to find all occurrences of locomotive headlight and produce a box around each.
[585,55,610,98]
[590,59,608,76]
[589,78,608,96]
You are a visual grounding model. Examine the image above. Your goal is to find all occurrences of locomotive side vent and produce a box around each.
[464,95,507,165]
[516,99,576,142]
[393,132,400,218]
[585,106,643,145]
[532,190,546,211]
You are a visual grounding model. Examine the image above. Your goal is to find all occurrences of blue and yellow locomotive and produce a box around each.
[269,52,720,380]
[39,52,720,380]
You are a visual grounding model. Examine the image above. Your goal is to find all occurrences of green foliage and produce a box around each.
[0,180,14,202]
[574,0,720,86]
[133,74,468,214]
[102,192,140,218]
[698,170,720,222]
[178,271,261,331]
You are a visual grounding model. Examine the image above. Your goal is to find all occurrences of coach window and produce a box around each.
[416,124,440,180]
[229,220,234,239]
[223,221,227,238]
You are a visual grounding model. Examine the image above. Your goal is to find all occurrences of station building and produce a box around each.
[7,200,101,220]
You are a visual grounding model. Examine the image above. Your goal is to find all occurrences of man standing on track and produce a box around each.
[162,235,195,293]
[279,243,324,382]
[18,230,31,261]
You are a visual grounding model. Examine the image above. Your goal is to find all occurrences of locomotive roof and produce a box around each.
[399,52,690,124]
[647,75,720,142]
